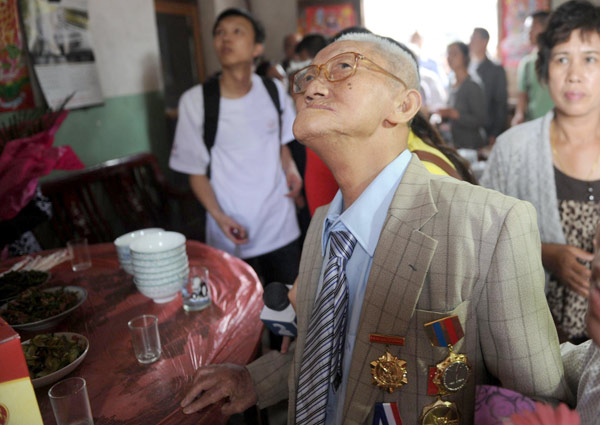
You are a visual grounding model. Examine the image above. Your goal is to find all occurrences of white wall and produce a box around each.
[197,0,298,77]
[88,0,163,97]
[252,0,298,64]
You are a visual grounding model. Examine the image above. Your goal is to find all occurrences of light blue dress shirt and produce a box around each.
[319,150,412,425]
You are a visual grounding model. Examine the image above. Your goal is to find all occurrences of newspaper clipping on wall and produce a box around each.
[20,0,103,109]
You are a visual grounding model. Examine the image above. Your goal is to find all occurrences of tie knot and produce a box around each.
[329,230,357,262]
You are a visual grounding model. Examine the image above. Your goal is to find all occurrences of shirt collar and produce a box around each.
[322,149,412,257]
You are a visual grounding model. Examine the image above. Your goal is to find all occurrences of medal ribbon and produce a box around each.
[424,315,464,347]
[372,402,403,425]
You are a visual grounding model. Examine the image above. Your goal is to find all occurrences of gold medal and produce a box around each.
[432,345,471,394]
[369,349,408,393]
[420,398,460,425]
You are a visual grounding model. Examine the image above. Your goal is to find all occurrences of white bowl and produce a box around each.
[134,267,189,286]
[114,228,164,250]
[22,332,89,388]
[129,231,185,254]
[130,244,187,261]
[134,278,185,303]
[132,251,187,270]
[133,256,188,276]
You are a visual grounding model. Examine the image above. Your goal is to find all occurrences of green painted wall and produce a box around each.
[54,91,170,175]
[0,90,173,181]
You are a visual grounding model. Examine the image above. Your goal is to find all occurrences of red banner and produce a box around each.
[300,4,357,37]
[0,0,35,112]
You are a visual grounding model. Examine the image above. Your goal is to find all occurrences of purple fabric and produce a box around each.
[475,385,537,425]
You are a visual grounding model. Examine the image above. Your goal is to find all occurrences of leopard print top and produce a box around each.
[547,168,600,341]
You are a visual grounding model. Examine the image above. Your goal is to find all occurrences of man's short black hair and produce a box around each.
[295,34,330,59]
[473,27,490,40]
[213,8,265,44]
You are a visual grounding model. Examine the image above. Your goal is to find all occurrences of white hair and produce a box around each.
[336,32,420,90]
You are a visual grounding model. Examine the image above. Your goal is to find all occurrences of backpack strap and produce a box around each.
[260,76,282,142]
[412,150,463,181]
[202,76,221,153]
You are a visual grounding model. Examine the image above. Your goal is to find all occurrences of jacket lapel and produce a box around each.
[342,157,439,423]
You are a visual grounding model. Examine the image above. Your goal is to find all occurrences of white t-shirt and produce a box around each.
[169,74,300,258]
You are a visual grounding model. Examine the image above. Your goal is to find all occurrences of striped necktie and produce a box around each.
[296,230,358,425]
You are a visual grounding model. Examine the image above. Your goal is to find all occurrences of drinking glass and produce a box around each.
[48,377,94,425]
[128,314,161,364]
[67,238,92,271]
[182,266,211,312]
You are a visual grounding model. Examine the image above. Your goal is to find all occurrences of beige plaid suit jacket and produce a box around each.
[247,156,573,424]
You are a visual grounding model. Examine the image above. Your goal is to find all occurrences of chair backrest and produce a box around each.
[38,153,200,247]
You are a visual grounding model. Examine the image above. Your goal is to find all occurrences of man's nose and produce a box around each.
[304,74,329,99]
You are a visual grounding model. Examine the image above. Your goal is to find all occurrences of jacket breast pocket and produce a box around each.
[409,299,471,374]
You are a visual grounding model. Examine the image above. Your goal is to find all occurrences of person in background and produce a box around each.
[410,30,449,88]
[180,31,572,424]
[295,33,329,62]
[438,41,487,150]
[512,11,554,126]
[169,8,301,287]
[481,0,600,343]
[281,32,302,74]
[469,27,508,144]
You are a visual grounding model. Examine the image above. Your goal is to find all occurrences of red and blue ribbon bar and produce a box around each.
[424,315,464,347]
[372,402,403,425]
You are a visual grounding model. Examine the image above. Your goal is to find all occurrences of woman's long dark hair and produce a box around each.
[410,112,478,184]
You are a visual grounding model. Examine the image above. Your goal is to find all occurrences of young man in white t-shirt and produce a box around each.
[169,8,302,286]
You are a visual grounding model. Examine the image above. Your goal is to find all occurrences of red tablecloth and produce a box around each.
[2,241,264,424]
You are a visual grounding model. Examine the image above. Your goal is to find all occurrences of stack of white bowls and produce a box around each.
[129,231,189,304]
[114,228,164,274]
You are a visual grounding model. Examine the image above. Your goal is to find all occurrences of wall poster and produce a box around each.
[19,0,103,109]
[299,3,357,36]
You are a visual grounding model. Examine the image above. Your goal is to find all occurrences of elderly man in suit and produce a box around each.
[180,33,572,424]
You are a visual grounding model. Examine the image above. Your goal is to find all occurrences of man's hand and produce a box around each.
[215,214,249,245]
[285,168,304,205]
[280,144,304,207]
[543,243,593,298]
[181,364,257,415]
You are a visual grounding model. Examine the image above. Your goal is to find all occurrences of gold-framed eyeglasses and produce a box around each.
[292,52,407,94]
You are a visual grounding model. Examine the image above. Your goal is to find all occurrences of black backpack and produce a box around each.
[202,75,282,164]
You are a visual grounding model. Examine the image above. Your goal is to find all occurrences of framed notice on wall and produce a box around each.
[19,0,103,109]
[499,0,550,68]
[299,3,358,36]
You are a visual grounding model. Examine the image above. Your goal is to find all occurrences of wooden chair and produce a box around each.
[35,153,204,248]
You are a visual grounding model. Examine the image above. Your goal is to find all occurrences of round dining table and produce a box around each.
[1,241,265,424]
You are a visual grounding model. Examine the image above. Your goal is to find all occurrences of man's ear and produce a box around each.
[387,89,422,125]
[253,43,265,59]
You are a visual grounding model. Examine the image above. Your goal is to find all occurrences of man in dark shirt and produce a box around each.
[469,27,508,144]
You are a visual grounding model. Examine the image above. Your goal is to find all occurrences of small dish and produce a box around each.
[0,286,87,331]
[0,270,51,304]
[22,332,89,388]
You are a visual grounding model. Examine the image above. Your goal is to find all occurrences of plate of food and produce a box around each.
[0,270,51,304]
[22,332,89,388]
[0,286,87,331]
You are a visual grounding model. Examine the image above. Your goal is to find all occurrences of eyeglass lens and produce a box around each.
[293,53,357,93]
